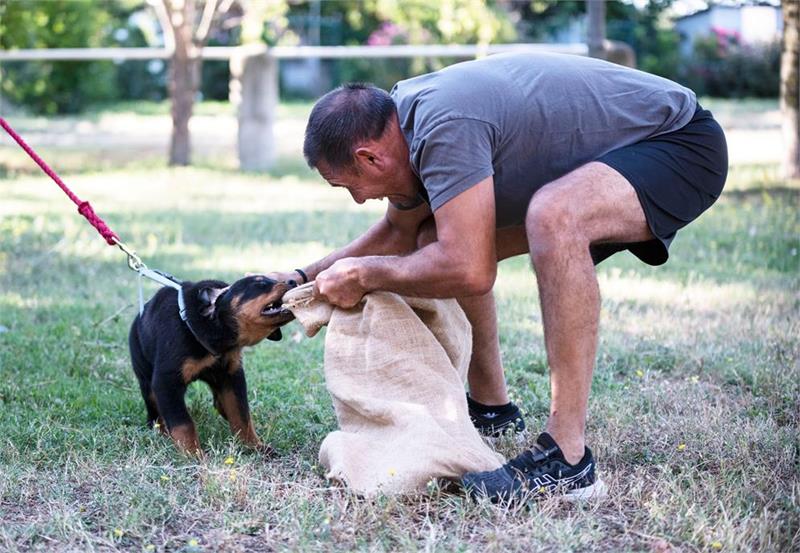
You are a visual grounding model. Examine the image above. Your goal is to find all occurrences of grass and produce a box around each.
[0,101,799,551]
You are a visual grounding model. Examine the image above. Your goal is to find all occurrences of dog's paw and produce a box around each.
[255,443,276,458]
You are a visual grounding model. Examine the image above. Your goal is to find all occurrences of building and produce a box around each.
[675,3,783,56]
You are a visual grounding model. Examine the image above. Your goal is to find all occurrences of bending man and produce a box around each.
[272,52,727,501]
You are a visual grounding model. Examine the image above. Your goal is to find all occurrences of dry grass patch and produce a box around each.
[0,155,797,551]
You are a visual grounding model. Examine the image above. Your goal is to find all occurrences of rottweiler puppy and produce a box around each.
[129,275,294,456]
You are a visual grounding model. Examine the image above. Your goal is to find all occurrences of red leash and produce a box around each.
[0,116,118,246]
[2,119,199,338]
[0,116,190,315]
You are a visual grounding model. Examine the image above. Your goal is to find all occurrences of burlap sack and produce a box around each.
[283,283,504,495]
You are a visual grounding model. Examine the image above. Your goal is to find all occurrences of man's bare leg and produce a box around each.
[459,291,509,405]
[463,226,533,404]
[416,222,531,406]
[525,162,653,464]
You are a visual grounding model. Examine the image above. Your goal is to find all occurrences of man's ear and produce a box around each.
[354,147,384,171]
[198,287,228,318]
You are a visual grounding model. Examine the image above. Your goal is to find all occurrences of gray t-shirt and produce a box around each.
[389,52,697,228]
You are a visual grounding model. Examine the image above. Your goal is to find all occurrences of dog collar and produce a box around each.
[134,266,220,357]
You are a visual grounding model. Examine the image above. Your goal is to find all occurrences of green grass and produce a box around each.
[0,102,799,551]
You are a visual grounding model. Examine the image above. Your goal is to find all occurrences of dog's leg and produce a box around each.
[168,422,202,457]
[130,321,162,429]
[146,391,168,434]
[211,388,228,421]
[152,372,202,457]
[215,369,272,455]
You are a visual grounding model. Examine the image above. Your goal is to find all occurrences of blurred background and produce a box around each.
[0,0,791,182]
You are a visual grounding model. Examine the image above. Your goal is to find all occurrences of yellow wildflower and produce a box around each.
[229,470,237,481]
[188,538,199,547]
[224,456,235,465]
[636,369,644,378]
[113,528,123,538]
[711,541,723,550]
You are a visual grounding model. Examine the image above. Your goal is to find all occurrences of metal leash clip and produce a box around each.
[112,236,183,315]
[113,237,146,272]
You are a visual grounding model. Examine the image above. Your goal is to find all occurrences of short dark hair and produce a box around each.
[303,83,396,170]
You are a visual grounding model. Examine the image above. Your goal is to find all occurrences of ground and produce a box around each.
[0,99,797,552]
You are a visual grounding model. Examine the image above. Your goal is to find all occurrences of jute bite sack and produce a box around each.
[283,283,504,495]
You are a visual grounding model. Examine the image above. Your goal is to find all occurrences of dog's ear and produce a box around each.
[198,286,228,318]
[267,328,282,341]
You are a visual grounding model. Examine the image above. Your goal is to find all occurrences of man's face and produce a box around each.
[317,162,382,205]
[317,160,415,205]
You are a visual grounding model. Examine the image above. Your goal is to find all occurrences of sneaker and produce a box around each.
[461,432,607,502]
[467,395,527,438]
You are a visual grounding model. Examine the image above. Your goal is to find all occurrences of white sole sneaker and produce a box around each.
[563,478,608,502]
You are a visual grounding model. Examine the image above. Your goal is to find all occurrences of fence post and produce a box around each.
[230,51,277,171]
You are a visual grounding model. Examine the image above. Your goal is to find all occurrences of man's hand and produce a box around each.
[313,258,366,309]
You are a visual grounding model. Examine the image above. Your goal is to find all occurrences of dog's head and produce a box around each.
[192,276,295,349]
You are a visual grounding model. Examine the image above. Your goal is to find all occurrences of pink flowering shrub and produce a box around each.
[367,22,408,46]
[683,28,778,98]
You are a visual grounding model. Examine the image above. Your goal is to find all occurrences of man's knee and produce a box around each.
[525,187,585,261]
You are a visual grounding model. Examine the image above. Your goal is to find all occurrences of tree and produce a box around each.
[587,0,605,59]
[781,0,799,180]
[151,0,235,166]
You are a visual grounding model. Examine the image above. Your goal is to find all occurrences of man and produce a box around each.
[271,52,727,501]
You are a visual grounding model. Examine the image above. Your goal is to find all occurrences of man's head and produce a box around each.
[303,83,419,205]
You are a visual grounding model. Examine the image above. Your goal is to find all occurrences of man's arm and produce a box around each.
[314,177,497,306]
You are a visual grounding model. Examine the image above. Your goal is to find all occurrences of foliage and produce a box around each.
[111,14,169,103]
[510,0,584,41]
[511,0,681,80]
[284,0,518,94]
[682,30,780,98]
[0,0,126,114]
[606,0,682,80]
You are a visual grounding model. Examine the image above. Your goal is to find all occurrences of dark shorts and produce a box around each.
[592,104,728,266]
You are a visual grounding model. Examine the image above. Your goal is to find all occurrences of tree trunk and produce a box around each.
[158,0,228,167]
[234,53,278,171]
[169,45,201,166]
[587,0,606,59]
[166,0,201,166]
[781,0,799,180]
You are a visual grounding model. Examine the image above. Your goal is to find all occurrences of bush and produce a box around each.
[112,22,168,103]
[0,0,121,114]
[681,29,780,98]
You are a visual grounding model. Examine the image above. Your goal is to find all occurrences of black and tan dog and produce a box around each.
[129,275,294,456]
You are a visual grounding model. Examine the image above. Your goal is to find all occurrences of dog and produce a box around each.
[129,275,294,456]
